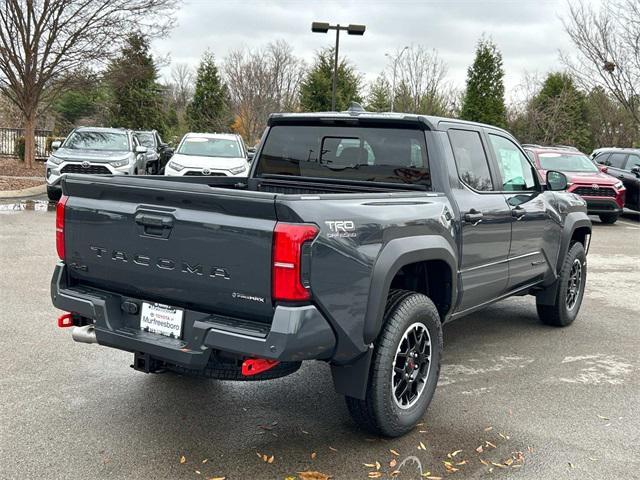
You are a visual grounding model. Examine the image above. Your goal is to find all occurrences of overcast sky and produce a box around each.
[152,0,589,102]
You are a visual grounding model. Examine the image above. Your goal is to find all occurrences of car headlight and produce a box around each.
[613,181,623,189]
[229,165,247,175]
[109,159,130,168]
[48,155,64,165]
[168,160,185,171]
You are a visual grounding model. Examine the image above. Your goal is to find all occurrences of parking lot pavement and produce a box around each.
[1,204,638,480]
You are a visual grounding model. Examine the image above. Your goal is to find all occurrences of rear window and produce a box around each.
[255,125,431,187]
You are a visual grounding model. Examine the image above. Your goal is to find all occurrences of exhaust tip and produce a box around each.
[71,325,97,344]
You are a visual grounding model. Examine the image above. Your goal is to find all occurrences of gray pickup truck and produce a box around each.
[51,109,591,437]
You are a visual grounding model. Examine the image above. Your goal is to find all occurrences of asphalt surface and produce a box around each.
[1,198,638,480]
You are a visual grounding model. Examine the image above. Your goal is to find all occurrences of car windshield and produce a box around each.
[177,137,241,157]
[136,133,155,148]
[538,153,598,172]
[64,131,129,151]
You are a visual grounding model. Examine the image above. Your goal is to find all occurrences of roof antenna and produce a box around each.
[347,102,366,114]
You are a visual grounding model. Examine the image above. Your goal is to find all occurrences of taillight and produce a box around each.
[272,222,318,301]
[56,195,68,260]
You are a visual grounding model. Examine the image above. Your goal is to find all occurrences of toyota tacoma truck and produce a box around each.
[51,108,591,437]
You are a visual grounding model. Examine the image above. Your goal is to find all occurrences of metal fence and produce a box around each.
[0,127,53,159]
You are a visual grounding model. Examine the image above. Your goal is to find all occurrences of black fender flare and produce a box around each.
[556,213,591,273]
[362,235,458,344]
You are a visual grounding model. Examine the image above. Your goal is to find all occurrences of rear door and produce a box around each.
[63,177,278,322]
[622,153,640,209]
[445,126,512,312]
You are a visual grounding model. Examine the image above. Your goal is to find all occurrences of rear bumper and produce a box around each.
[51,264,336,369]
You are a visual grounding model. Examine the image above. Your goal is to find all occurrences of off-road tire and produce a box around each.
[47,186,61,202]
[346,290,442,437]
[167,358,301,381]
[598,213,618,224]
[536,242,587,327]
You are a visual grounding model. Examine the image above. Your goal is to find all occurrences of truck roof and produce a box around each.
[267,110,512,136]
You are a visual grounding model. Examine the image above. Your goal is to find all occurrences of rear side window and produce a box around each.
[606,152,627,168]
[448,129,493,191]
[256,125,431,187]
[626,154,640,171]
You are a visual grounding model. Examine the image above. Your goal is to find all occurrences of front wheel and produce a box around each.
[536,242,587,327]
[346,291,442,437]
[599,213,619,224]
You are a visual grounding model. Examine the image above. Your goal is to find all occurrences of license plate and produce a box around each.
[140,302,184,338]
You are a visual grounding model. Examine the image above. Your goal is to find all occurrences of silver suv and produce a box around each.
[45,127,149,201]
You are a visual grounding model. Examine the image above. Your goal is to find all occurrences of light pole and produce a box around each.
[385,46,409,112]
[312,22,366,111]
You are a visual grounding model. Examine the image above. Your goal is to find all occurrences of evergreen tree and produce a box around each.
[299,48,362,111]
[186,51,230,132]
[366,74,391,112]
[530,72,591,151]
[460,38,507,127]
[106,34,166,133]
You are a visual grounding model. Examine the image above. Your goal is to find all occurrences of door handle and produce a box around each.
[135,213,174,228]
[511,206,526,220]
[463,209,484,225]
[618,175,624,179]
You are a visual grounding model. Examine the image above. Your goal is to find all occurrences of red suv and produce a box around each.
[524,145,625,224]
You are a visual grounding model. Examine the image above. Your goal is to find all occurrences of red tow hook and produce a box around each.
[241,358,280,376]
[57,312,74,328]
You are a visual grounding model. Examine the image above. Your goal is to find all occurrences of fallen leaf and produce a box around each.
[368,472,383,479]
[375,461,381,470]
[268,455,274,464]
[484,426,493,432]
[390,470,400,477]
[456,460,467,466]
[476,446,484,453]
[491,462,507,469]
[363,463,376,468]
[479,459,490,466]
[419,430,428,433]
[390,449,400,456]
[208,477,226,480]
[485,441,497,449]
[329,446,338,452]
[450,449,463,457]
[311,452,317,460]
[425,477,442,480]
[202,459,208,464]
[569,462,575,469]
[389,458,397,468]
[597,414,609,420]
[504,458,514,466]
[297,471,332,480]
[179,455,186,464]
[301,430,309,435]
[195,470,201,475]
[419,441,427,450]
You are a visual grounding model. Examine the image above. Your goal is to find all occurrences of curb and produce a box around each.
[0,183,47,199]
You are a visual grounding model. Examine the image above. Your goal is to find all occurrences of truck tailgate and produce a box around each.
[62,176,278,322]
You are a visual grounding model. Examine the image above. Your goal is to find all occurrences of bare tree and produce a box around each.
[562,0,640,125]
[392,45,448,114]
[0,0,178,167]
[224,40,305,144]
[170,63,194,110]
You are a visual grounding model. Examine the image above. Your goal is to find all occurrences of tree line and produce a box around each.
[1,0,638,167]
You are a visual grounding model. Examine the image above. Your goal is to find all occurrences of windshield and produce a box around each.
[136,133,155,148]
[63,131,129,151]
[255,125,431,187]
[177,137,242,158]
[538,153,598,172]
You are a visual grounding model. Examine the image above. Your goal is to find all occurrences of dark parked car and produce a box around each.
[592,148,640,212]
[52,109,591,437]
[524,145,626,224]
[134,130,174,174]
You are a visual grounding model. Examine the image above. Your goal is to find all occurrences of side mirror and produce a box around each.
[546,170,568,191]
[631,166,640,177]
[135,145,148,154]
[597,164,608,173]
[247,151,255,162]
[51,141,61,151]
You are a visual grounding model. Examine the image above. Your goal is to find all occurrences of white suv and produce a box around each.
[45,127,148,201]
[165,132,249,177]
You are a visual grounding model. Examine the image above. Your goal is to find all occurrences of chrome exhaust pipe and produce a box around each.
[71,325,97,344]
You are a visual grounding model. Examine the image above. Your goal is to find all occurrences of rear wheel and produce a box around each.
[598,213,618,224]
[346,291,442,437]
[536,242,586,327]
[47,186,61,202]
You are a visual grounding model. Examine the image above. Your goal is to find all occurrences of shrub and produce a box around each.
[14,136,25,162]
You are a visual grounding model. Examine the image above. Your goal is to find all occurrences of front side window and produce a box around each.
[177,137,242,158]
[256,125,431,186]
[136,133,156,148]
[605,152,628,168]
[626,154,640,171]
[488,134,537,191]
[538,153,598,172]
[64,131,129,152]
[448,129,493,191]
